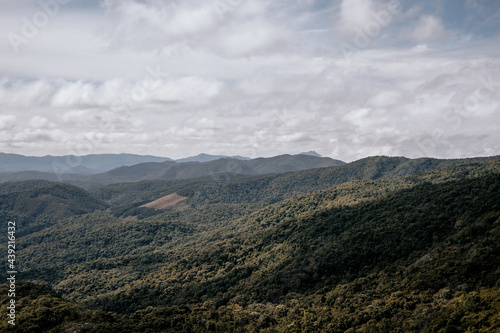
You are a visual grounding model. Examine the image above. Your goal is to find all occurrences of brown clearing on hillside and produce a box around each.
[140,193,189,211]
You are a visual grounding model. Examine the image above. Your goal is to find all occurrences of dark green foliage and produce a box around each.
[89,176,242,206]
[0,183,109,246]
[0,183,108,221]
[80,173,499,315]
[0,180,57,194]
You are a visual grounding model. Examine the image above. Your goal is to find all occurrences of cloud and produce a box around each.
[0,0,499,160]
[0,79,54,108]
[276,132,314,143]
[338,0,374,33]
[97,0,297,58]
[149,76,222,104]
[0,74,222,112]
[366,90,403,107]
[28,116,55,129]
[214,19,288,57]
[51,81,100,108]
[13,129,67,144]
[101,0,219,45]
[411,15,449,42]
[62,109,140,133]
[0,115,17,131]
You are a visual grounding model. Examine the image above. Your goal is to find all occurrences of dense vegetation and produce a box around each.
[90,155,500,207]
[0,156,499,332]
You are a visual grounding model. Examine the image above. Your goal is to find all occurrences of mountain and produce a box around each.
[0,153,172,174]
[94,154,342,183]
[0,153,344,187]
[88,155,500,208]
[72,154,346,188]
[299,150,322,157]
[175,153,251,163]
[0,170,69,184]
[100,154,340,184]
[1,159,499,332]
[5,154,500,191]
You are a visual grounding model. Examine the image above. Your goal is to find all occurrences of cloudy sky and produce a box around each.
[0,0,499,161]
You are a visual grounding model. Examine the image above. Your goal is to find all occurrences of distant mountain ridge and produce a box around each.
[299,151,322,157]
[175,153,251,163]
[0,152,306,174]
[2,154,500,190]
[85,154,345,186]
[0,153,173,174]
[0,153,345,187]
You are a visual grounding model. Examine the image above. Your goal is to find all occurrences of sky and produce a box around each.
[0,0,499,161]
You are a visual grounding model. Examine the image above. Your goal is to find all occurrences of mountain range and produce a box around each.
[0,153,344,188]
[175,153,251,163]
[0,152,328,174]
[0,154,499,332]
[0,152,173,174]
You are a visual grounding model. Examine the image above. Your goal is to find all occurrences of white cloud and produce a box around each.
[214,19,287,57]
[411,15,448,42]
[338,0,374,33]
[13,129,67,144]
[0,0,499,159]
[149,76,222,104]
[62,109,139,132]
[276,132,314,143]
[0,75,222,113]
[366,90,403,107]
[104,0,219,43]
[165,3,217,36]
[0,115,17,131]
[28,116,55,129]
[343,108,371,126]
[51,81,99,108]
[0,79,54,108]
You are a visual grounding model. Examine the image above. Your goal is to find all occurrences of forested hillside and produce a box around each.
[0,157,499,332]
[0,182,109,239]
[90,156,500,208]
